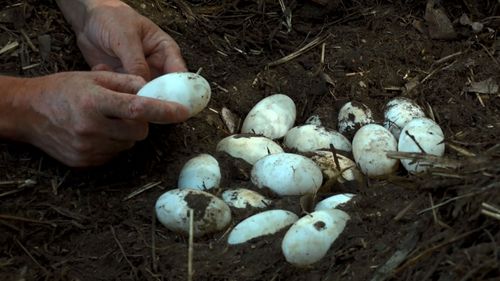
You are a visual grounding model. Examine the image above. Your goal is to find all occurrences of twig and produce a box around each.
[0,214,56,227]
[15,238,49,275]
[418,192,479,214]
[394,201,415,221]
[20,29,38,52]
[395,227,483,273]
[188,208,194,281]
[429,193,451,229]
[110,225,137,277]
[0,41,19,55]
[433,51,463,64]
[268,34,330,67]
[0,179,36,188]
[446,143,476,157]
[123,181,162,201]
[478,42,500,67]
[481,202,500,221]
[386,151,460,169]
[320,42,326,65]
[152,208,158,272]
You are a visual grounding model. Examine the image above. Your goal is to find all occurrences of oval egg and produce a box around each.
[283,124,352,152]
[251,153,323,196]
[352,124,399,177]
[383,97,426,139]
[216,134,284,165]
[338,101,375,139]
[241,94,296,139]
[398,117,445,173]
[137,72,211,120]
[178,154,221,191]
[222,188,271,209]
[227,209,298,245]
[282,209,350,267]
[155,188,231,237]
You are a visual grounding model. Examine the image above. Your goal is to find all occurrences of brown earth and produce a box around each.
[1,0,499,280]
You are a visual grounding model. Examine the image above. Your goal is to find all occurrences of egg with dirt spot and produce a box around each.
[398,117,445,174]
[337,101,375,139]
[137,72,211,121]
[282,209,350,267]
[241,94,296,139]
[155,188,231,237]
[383,97,426,139]
[251,153,323,196]
[352,124,399,177]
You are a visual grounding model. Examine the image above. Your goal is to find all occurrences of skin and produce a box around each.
[0,0,189,167]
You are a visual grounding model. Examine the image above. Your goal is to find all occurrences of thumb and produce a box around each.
[114,34,151,80]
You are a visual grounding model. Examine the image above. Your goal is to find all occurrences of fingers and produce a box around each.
[92,71,146,94]
[158,39,187,73]
[96,88,190,123]
[112,30,152,80]
[92,63,113,72]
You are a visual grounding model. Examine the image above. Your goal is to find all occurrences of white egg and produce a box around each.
[283,124,352,152]
[227,209,298,245]
[216,135,284,165]
[383,97,426,139]
[137,72,211,120]
[282,209,350,267]
[241,94,296,139]
[222,188,271,209]
[352,124,399,177]
[338,101,375,138]
[155,188,231,237]
[314,194,355,211]
[251,153,323,196]
[398,117,445,173]
[310,150,359,182]
[178,154,221,191]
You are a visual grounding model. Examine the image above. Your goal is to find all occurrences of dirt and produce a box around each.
[1,0,500,280]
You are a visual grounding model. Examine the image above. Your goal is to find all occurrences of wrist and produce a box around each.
[0,76,35,142]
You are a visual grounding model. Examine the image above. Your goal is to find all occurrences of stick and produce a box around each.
[0,214,56,227]
[15,238,49,275]
[123,181,162,201]
[110,225,137,277]
[151,207,158,272]
[268,34,330,67]
[188,209,194,281]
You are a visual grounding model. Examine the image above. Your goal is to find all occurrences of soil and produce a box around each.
[1,1,500,280]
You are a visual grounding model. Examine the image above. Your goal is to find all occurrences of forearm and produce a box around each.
[0,76,33,141]
[55,0,125,32]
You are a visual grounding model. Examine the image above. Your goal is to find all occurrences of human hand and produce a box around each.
[14,71,189,167]
[58,0,186,80]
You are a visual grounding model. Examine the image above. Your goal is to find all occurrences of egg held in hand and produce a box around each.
[137,72,211,121]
